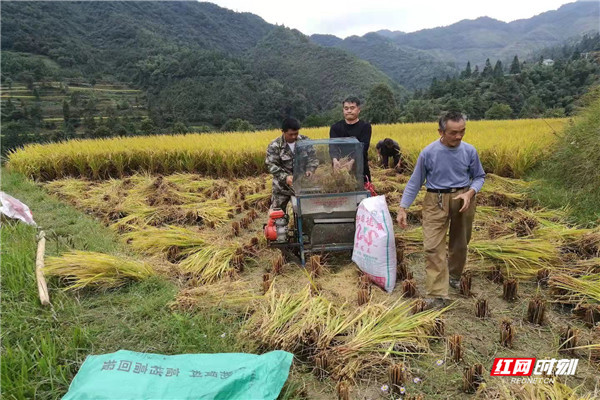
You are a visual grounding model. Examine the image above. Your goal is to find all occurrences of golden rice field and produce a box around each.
[11,116,600,398]
[39,165,600,398]
[7,119,566,180]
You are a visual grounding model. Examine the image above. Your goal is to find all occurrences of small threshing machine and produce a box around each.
[265,138,370,266]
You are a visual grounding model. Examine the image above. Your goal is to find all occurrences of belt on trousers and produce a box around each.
[426,186,469,193]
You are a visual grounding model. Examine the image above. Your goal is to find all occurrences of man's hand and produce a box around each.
[285,175,293,186]
[453,189,475,212]
[396,207,408,228]
[340,158,354,171]
[332,158,340,171]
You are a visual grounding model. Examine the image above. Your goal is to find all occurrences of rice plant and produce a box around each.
[498,379,596,400]
[44,251,155,290]
[527,295,546,325]
[470,237,559,279]
[323,299,447,380]
[173,281,258,311]
[122,225,206,258]
[449,334,463,363]
[357,289,369,306]
[8,119,566,181]
[179,243,250,284]
[475,298,489,319]
[247,287,448,381]
[549,273,600,305]
[500,319,515,348]
[463,364,484,394]
[558,325,578,355]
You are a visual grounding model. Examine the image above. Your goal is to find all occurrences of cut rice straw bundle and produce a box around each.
[44,178,92,205]
[248,286,330,353]
[559,229,600,257]
[163,173,219,192]
[568,258,600,275]
[549,273,600,305]
[469,237,559,279]
[247,286,449,381]
[395,227,424,254]
[245,191,272,211]
[173,281,259,312]
[481,173,531,193]
[179,243,250,283]
[122,225,206,257]
[511,207,568,226]
[109,205,163,231]
[44,251,155,290]
[179,198,233,226]
[324,299,449,380]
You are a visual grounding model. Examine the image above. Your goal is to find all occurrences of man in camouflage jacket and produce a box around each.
[266,118,318,211]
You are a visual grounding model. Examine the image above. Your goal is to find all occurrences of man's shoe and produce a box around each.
[449,276,460,290]
[424,297,446,310]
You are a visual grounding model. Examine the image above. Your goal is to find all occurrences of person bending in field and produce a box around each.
[396,111,485,309]
[376,138,402,171]
[265,117,318,212]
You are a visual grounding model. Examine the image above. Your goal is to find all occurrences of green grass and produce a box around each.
[528,88,600,226]
[0,170,268,399]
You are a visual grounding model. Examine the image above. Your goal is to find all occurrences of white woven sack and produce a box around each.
[352,195,397,292]
[0,191,36,226]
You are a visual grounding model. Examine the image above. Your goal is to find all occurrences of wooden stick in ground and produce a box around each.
[35,230,51,306]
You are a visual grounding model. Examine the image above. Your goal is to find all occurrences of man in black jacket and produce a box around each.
[329,96,372,183]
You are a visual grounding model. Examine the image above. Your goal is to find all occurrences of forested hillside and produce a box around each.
[2,1,599,154]
[0,0,397,151]
[404,34,600,121]
[311,33,457,90]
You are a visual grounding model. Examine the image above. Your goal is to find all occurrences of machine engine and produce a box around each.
[264,209,289,243]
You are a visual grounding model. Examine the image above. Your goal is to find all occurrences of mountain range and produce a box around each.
[1,1,598,130]
[311,1,599,88]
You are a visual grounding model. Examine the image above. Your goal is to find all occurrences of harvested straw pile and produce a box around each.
[395,228,424,255]
[173,281,258,312]
[45,173,237,230]
[179,243,251,284]
[469,237,559,279]
[122,225,206,259]
[246,286,447,381]
[45,251,155,290]
[549,273,600,305]
[477,174,532,208]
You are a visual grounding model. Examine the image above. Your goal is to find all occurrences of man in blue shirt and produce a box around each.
[396,111,485,308]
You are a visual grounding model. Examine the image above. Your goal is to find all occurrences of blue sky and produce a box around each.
[205,0,583,38]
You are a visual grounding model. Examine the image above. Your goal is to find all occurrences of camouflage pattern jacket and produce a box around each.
[265,134,318,196]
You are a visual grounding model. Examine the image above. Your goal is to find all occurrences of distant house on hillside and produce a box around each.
[542,59,555,67]
[583,51,600,62]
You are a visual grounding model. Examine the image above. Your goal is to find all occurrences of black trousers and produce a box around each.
[381,154,400,168]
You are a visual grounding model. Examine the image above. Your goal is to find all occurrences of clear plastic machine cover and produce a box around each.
[292,138,364,195]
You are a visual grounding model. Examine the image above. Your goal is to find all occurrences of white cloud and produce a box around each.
[204,0,578,38]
